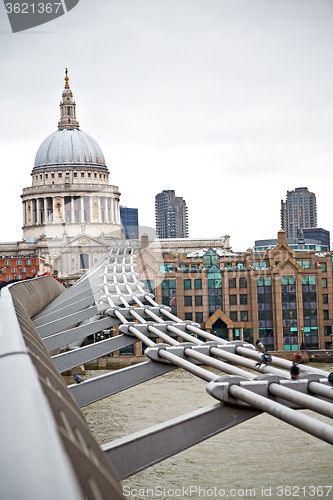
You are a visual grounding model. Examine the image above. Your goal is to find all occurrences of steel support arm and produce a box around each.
[70,360,176,407]
[102,403,260,479]
[53,334,139,373]
[228,384,333,445]
[36,304,108,339]
[33,294,105,329]
[42,316,118,352]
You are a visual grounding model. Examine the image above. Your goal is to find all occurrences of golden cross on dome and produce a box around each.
[65,68,70,89]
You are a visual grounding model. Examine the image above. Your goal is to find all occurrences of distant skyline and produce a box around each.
[1,1,332,251]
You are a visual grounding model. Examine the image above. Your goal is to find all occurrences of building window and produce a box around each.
[21,267,27,273]
[17,275,22,280]
[207,264,222,313]
[51,173,55,178]
[241,311,248,322]
[302,275,316,285]
[195,295,202,306]
[240,294,247,305]
[26,260,31,265]
[204,249,218,267]
[229,278,236,288]
[94,173,97,178]
[239,277,247,288]
[184,279,191,290]
[323,310,329,320]
[16,260,22,265]
[320,262,327,272]
[45,174,48,179]
[11,268,17,273]
[58,172,62,178]
[302,275,318,348]
[161,280,177,315]
[80,253,89,269]
[194,279,202,289]
[297,260,310,268]
[196,312,203,323]
[141,279,155,294]
[160,264,174,273]
[257,276,274,347]
[325,326,332,336]
[185,312,192,320]
[5,260,10,266]
[81,172,85,178]
[88,172,91,178]
[7,275,12,280]
[323,294,328,304]
[322,278,327,288]
[184,296,192,307]
[230,311,237,322]
[229,294,237,305]
[73,172,77,177]
[253,262,268,270]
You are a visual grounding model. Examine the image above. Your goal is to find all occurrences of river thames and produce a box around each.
[79,364,333,500]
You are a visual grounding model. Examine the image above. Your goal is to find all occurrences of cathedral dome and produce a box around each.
[33,69,108,172]
[33,128,107,170]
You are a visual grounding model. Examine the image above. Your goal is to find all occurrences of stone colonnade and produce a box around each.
[22,194,120,226]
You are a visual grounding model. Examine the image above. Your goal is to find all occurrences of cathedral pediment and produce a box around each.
[61,234,108,248]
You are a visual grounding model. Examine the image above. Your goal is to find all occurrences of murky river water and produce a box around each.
[78,364,333,500]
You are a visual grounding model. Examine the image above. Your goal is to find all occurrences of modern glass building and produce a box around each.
[120,206,139,239]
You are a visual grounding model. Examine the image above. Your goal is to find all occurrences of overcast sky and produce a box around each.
[0,0,332,251]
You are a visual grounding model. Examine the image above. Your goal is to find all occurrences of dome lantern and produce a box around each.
[58,68,80,130]
[32,70,108,172]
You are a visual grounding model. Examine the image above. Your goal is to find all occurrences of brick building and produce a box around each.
[125,230,333,354]
[0,255,40,287]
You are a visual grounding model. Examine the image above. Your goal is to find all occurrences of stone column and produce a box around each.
[36,199,41,225]
[71,197,75,223]
[33,199,38,224]
[61,197,66,223]
[80,196,85,223]
[89,197,93,222]
[110,198,114,223]
[44,198,47,224]
[22,201,26,226]
[39,198,43,225]
[116,199,120,223]
[98,197,102,222]
[228,327,233,341]
[52,197,57,223]
[105,197,109,223]
[240,327,244,341]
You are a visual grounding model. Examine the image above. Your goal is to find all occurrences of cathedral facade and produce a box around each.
[17,71,122,282]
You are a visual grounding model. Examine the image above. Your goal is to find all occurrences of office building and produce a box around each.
[129,229,333,355]
[120,207,139,239]
[281,187,317,238]
[155,190,188,238]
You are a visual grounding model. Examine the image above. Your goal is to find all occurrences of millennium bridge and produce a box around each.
[1,240,333,499]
